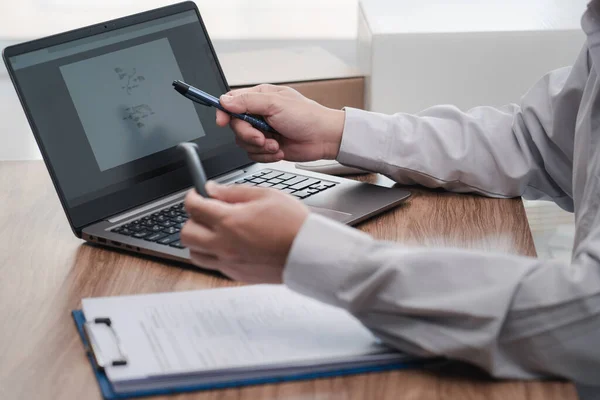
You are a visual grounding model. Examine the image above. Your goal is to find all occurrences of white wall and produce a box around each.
[0,0,359,40]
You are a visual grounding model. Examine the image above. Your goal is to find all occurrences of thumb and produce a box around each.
[206,181,267,204]
[220,92,277,116]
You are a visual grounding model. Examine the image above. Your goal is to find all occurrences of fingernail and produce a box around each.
[220,94,233,103]
[205,181,218,194]
[267,143,278,152]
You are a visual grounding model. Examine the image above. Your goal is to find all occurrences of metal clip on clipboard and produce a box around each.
[83,317,128,370]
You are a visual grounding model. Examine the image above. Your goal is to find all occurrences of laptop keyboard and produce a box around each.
[233,169,337,198]
[112,203,188,248]
[111,169,338,249]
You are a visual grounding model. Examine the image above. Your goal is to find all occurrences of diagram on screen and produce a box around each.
[60,38,205,171]
[114,67,146,95]
[122,104,156,129]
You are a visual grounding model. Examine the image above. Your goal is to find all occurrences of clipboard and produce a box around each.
[72,310,430,400]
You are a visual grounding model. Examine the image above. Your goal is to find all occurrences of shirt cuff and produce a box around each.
[336,107,397,174]
[283,213,373,307]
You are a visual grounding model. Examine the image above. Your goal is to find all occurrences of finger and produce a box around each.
[206,181,270,203]
[235,137,280,154]
[230,119,266,147]
[220,92,279,116]
[180,220,218,252]
[227,84,282,96]
[247,151,285,163]
[184,191,231,228]
[215,109,231,126]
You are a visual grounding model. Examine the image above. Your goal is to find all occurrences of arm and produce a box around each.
[283,48,598,383]
[182,183,599,384]
[284,213,600,384]
[197,33,594,385]
[337,48,590,211]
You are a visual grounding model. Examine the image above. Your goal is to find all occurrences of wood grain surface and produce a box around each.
[0,161,577,400]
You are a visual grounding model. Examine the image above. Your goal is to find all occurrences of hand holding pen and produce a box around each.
[211,84,346,164]
[173,80,277,134]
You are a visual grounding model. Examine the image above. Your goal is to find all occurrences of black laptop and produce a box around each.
[2,1,410,264]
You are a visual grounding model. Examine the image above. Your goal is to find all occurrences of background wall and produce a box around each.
[0,0,359,40]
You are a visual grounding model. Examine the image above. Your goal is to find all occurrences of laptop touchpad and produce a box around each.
[308,206,353,223]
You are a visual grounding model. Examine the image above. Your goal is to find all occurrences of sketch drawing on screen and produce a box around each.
[114,67,146,95]
[113,66,154,129]
[59,38,205,171]
[122,104,156,129]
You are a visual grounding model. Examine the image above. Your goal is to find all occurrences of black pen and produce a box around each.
[172,80,277,134]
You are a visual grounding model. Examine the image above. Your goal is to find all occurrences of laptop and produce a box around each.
[2,1,411,264]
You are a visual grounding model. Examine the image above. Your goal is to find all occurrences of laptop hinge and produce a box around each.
[108,189,188,223]
[107,169,247,224]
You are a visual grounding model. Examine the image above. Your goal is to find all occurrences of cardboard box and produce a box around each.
[221,46,365,110]
[284,77,364,110]
[358,0,588,114]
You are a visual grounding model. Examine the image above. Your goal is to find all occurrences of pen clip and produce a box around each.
[83,317,128,371]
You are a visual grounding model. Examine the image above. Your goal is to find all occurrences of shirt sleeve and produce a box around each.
[283,213,600,385]
[282,46,599,384]
[336,48,590,212]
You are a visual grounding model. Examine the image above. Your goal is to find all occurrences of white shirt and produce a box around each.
[283,4,600,394]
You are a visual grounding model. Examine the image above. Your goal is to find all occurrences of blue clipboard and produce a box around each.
[72,310,430,399]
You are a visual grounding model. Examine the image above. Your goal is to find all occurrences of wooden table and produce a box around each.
[0,161,578,400]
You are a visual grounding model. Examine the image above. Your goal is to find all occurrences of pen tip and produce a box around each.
[172,80,188,95]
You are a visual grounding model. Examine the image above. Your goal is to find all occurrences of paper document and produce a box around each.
[82,285,397,387]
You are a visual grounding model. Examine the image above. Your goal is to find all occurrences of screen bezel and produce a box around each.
[2,1,254,237]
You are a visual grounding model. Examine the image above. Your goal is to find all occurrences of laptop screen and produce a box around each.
[5,4,251,230]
